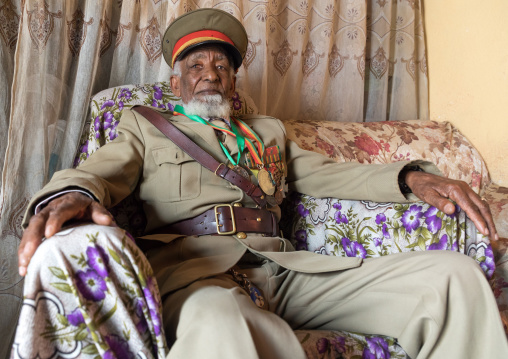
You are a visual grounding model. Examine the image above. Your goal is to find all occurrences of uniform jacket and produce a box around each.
[22,107,440,294]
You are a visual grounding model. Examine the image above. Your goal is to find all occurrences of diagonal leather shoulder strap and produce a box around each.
[131,106,267,208]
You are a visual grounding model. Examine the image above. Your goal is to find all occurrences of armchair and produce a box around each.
[71,82,508,358]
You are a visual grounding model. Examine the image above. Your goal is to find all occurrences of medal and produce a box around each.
[249,286,265,308]
[267,195,278,206]
[257,168,276,195]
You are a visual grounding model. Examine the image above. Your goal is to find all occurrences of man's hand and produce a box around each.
[18,192,114,277]
[405,171,498,241]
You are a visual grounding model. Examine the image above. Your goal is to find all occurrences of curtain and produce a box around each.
[0,0,428,356]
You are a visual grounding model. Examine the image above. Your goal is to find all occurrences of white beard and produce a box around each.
[184,94,231,119]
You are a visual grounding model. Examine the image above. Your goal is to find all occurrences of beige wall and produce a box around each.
[424,0,508,186]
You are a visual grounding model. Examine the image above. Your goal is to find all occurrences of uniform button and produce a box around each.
[236,232,247,239]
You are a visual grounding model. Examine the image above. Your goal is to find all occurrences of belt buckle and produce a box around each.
[214,204,236,235]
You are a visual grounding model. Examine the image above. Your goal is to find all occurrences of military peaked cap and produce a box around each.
[162,8,248,69]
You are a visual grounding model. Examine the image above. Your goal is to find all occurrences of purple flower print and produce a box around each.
[428,234,448,251]
[233,100,242,110]
[342,237,367,258]
[375,213,386,225]
[74,141,89,166]
[75,269,107,301]
[151,99,158,107]
[94,116,101,132]
[331,336,346,353]
[382,223,390,239]
[67,307,84,326]
[363,336,390,359]
[424,206,439,218]
[135,299,149,334]
[232,92,239,101]
[294,230,308,251]
[143,277,162,335]
[335,212,348,224]
[424,206,442,234]
[153,85,163,100]
[451,240,458,251]
[167,102,174,112]
[86,245,110,278]
[101,99,115,110]
[118,101,124,111]
[104,334,134,359]
[108,121,119,141]
[103,112,114,130]
[480,244,496,279]
[119,88,132,100]
[401,204,423,233]
[374,237,383,247]
[297,204,309,218]
[317,338,330,354]
[80,140,88,154]
[333,202,342,211]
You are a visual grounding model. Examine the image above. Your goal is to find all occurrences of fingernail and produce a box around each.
[19,267,26,277]
[495,234,500,241]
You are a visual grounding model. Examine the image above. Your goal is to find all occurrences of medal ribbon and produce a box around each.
[174,105,264,166]
[232,117,264,166]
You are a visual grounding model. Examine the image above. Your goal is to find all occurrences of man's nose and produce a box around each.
[202,65,219,82]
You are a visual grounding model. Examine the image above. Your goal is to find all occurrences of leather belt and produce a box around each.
[149,204,279,237]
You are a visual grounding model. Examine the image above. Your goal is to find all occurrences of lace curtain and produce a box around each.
[0,0,428,356]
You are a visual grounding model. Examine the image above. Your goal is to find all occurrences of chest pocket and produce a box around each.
[152,147,201,202]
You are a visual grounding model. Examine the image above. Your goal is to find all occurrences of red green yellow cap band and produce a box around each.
[171,30,235,67]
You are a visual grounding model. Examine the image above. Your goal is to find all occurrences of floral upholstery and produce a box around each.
[282,118,508,341]
[74,83,508,357]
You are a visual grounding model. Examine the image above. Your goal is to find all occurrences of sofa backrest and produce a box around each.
[284,119,491,194]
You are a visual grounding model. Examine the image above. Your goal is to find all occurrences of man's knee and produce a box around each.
[410,251,491,298]
[27,224,128,273]
[421,250,485,276]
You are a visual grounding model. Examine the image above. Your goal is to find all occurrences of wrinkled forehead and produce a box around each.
[181,44,234,65]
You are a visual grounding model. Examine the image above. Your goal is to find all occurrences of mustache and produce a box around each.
[184,95,231,119]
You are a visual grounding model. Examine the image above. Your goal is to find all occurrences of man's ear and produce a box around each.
[229,74,236,98]
[170,75,181,97]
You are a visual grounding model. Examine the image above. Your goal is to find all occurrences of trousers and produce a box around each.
[158,250,508,359]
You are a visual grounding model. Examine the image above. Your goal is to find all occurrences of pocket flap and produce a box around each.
[152,146,193,165]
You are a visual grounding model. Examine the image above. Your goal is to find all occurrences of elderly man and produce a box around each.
[13,8,507,359]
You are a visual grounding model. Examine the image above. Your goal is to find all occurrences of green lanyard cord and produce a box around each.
[174,105,245,165]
